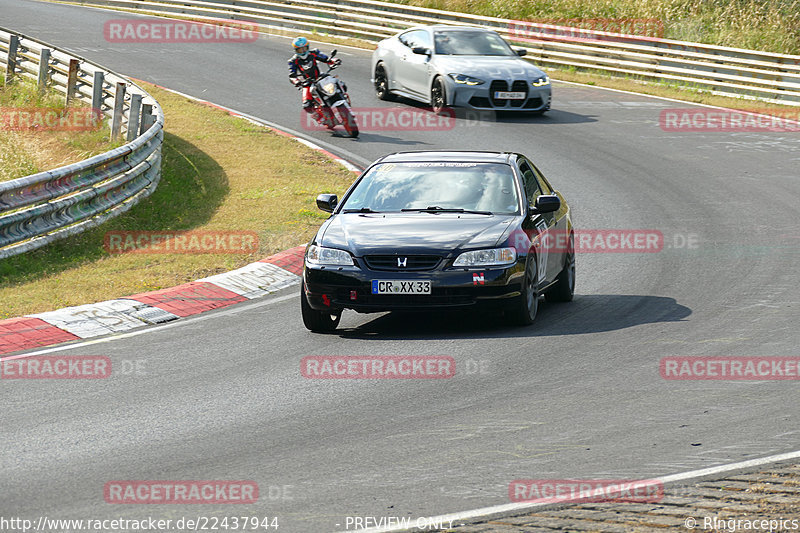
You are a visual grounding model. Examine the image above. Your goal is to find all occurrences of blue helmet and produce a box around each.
[292,37,310,59]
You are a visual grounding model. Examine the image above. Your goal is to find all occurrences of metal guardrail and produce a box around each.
[57,0,800,105]
[0,26,163,259]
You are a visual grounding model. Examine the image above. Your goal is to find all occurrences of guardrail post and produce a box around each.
[91,71,105,114]
[126,94,143,142]
[4,35,19,84]
[37,49,51,92]
[139,103,155,135]
[110,81,126,140]
[65,58,80,106]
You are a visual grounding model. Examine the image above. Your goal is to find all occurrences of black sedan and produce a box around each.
[301,151,574,332]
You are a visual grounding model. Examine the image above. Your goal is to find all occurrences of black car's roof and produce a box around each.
[376,151,515,164]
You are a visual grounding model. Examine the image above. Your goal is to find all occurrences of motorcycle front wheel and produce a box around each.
[335,105,359,138]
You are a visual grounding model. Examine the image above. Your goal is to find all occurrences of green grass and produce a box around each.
[383,0,800,54]
[0,74,115,182]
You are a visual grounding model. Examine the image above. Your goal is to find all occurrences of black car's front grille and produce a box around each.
[489,80,508,107]
[363,255,441,271]
[510,80,529,108]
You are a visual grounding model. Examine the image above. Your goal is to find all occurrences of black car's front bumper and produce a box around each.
[304,260,525,313]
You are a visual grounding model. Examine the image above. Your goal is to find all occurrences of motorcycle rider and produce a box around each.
[288,37,341,125]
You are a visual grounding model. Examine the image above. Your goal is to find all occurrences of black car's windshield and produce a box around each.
[341,162,520,214]
[434,30,515,56]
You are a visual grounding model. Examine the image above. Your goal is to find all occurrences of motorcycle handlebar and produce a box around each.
[293,60,341,88]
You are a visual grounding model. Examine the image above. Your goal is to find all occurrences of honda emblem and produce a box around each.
[397,257,408,268]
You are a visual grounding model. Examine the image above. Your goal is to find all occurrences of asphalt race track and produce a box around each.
[1,1,799,531]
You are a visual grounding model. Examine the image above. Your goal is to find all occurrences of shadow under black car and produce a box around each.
[336,294,691,340]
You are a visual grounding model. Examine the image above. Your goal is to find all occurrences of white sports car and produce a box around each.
[371,25,551,114]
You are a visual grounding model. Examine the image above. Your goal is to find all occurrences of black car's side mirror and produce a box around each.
[530,194,560,215]
[515,48,527,56]
[412,46,432,56]
[316,193,338,213]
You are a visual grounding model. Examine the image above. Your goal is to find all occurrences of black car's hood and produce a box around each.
[319,213,517,256]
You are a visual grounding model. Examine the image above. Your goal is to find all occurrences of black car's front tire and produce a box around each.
[508,257,539,326]
[301,282,341,332]
[545,235,575,303]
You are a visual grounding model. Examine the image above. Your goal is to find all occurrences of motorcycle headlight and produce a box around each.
[322,82,337,95]
[531,75,550,87]
[448,73,485,85]
[306,245,354,266]
[453,247,517,267]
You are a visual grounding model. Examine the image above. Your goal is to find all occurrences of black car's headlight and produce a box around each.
[531,75,550,87]
[453,247,517,267]
[448,73,486,86]
[306,245,354,266]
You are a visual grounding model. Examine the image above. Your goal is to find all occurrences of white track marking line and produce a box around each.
[351,449,800,532]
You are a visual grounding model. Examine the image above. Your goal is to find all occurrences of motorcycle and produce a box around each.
[297,50,359,138]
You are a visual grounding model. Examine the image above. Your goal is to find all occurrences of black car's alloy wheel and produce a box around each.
[509,257,539,326]
[301,282,341,332]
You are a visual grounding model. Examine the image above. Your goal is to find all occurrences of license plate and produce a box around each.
[371,280,431,295]
[494,91,526,99]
